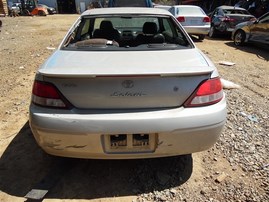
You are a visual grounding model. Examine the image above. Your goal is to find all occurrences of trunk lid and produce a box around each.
[40,49,214,109]
[181,16,209,26]
[225,14,254,28]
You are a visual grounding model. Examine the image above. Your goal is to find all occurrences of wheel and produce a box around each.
[38,10,47,16]
[209,25,216,38]
[198,34,205,41]
[22,9,30,16]
[234,30,246,46]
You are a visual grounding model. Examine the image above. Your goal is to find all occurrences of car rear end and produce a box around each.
[29,50,226,159]
[174,6,210,35]
[29,8,226,159]
[220,9,255,32]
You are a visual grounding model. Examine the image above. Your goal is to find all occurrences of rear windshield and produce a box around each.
[223,9,250,15]
[62,14,192,51]
[176,7,205,15]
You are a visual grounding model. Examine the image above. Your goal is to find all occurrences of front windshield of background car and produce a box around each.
[62,15,192,50]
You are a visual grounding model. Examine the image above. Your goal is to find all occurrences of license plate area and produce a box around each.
[103,133,157,153]
[190,20,199,25]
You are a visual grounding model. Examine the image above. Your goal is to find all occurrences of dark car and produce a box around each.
[108,0,153,7]
[232,12,269,46]
[38,4,56,15]
[209,6,255,37]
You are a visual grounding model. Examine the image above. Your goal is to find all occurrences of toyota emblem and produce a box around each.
[122,80,134,88]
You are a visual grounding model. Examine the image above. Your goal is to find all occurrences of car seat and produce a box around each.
[93,20,120,42]
[135,22,165,45]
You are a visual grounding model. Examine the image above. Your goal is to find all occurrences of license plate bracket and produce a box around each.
[103,133,157,153]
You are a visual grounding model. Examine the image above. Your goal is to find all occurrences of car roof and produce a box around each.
[81,7,172,16]
[217,5,246,10]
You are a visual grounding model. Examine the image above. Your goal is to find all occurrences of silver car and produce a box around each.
[29,8,226,159]
[169,5,211,40]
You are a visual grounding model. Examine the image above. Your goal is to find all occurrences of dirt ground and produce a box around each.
[0,15,268,202]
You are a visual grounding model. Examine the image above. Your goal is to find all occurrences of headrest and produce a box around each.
[100,20,114,30]
[143,22,158,35]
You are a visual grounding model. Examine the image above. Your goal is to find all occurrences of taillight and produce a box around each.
[184,78,223,107]
[32,81,70,109]
[177,16,185,22]
[220,17,235,22]
[203,16,210,23]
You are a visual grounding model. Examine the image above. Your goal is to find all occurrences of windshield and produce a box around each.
[223,9,250,15]
[176,7,205,15]
[62,14,192,51]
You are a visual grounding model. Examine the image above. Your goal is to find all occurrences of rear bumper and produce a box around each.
[29,97,226,159]
[183,26,210,35]
[216,22,235,33]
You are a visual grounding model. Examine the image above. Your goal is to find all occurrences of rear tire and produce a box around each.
[198,34,205,41]
[209,26,216,38]
[234,30,246,46]
[38,10,47,16]
[22,9,30,16]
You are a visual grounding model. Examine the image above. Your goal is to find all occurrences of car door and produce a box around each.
[248,13,269,45]
[211,8,223,29]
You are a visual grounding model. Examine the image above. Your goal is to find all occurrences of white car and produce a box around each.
[169,5,211,40]
[29,8,226,159]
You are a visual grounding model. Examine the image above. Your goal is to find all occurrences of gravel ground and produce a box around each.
[0,15,268,202]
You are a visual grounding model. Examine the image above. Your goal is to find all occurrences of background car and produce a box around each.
[169,5,211,40]
[38,4,57,15]
[9,3,21,15]
[29,8,226,159]
[209,6,255,38]
[232,12,269,46]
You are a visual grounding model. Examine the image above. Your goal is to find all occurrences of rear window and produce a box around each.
[176,7,205,15]
[62,14,192,51]
[223,9,250,15]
